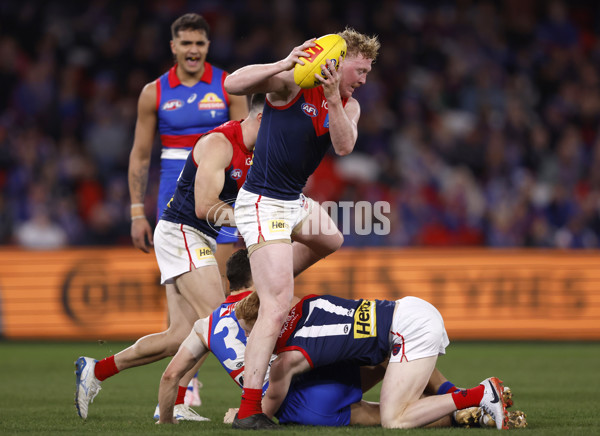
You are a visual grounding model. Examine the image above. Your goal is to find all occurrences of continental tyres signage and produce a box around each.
[0,248,165,340]
[0,248,598,340]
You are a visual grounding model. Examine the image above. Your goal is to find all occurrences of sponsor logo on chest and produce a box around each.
[199,92,226,110]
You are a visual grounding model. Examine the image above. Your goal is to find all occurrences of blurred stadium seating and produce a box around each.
[2,0,600,248]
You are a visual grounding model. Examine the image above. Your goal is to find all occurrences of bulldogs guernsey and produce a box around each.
[155,63,230,217]
[204,291,269,391]
[160,120,252,239]
[276,294,396,368]
[205,291,364,426]
[243,87,347,200]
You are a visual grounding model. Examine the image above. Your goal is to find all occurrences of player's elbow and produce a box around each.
[333,142,354,156]
[195,204,209,220]
[335,148,352,157]
[224,75,244,95]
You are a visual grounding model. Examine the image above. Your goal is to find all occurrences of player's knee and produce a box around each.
[161,367,179,384]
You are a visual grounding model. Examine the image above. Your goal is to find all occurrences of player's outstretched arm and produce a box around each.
[157,328,209,424]
[262,350,311,418]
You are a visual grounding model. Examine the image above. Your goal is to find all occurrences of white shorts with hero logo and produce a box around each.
[389,296,450,362]
[154,220,218,285]
[234,187,313,254]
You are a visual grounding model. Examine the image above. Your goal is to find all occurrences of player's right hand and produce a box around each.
[281,39,316,70]
[131,218,154,253]
[223,407,239,424]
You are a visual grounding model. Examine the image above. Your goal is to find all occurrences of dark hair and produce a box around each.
[171,13,210,39]
[226,249,253,291]
[249,93,266,114]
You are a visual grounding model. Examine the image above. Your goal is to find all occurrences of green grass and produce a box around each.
[0,341,599,435]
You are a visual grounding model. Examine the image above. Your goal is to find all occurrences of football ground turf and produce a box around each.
[1,341,598,435]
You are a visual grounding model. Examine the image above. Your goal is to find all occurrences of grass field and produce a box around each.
[1,341,599,435]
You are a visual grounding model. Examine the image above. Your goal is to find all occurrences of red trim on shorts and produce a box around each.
[255,195,264,244]
[180,224,196,271]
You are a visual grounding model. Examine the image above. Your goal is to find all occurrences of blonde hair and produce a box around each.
[234,290,260,323]
[338,26,380,61]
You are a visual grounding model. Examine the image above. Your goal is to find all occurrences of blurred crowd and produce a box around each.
[2,0,600,249]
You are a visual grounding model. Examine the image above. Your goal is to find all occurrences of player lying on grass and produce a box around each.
[235,290,511,429]
[158,249,526,428]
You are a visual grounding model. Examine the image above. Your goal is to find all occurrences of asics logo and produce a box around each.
[488,380,500,404]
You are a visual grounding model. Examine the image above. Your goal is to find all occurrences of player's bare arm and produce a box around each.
[320,58,360,156]
[157,323,209,424]
[224,39,316,103]
[261,350,310,418]
[194,134,236,226]
[128,81,158,253]
[227,92,250,120]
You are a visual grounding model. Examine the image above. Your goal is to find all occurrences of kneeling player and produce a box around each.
[235,291,511,429]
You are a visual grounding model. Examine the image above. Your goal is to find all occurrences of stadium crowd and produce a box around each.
[2,0,600,248]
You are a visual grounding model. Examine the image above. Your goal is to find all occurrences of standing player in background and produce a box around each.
[74,95,264,422]
[127,13,248,407]
[223,28,380,429]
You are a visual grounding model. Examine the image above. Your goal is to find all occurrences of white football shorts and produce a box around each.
[388,296,449,362]
[154,220,218,284]
[235,188,313,254]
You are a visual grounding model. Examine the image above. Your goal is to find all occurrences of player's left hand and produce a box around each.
[223,407,239,424]
[315,57,342,102]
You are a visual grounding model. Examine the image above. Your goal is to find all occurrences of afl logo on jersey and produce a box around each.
[230,168,243,180]
[162,99,183,111]
[301,103,318,117]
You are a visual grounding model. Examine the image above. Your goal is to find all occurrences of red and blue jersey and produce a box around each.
[205,291,262,390]
[156,63,230,159]
[155,63,231,222]
[276,294,396,368]
[160,120,252,239]
[243,87,347,200]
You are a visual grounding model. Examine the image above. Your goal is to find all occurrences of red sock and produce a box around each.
[94,356,119,381]
[175,385,187,405]
[237,388,263,419]
[452,385,484,410]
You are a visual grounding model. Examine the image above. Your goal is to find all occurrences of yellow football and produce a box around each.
[293,34,347,89]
